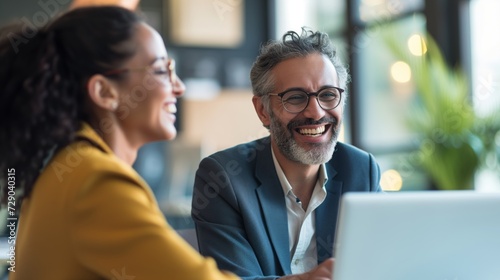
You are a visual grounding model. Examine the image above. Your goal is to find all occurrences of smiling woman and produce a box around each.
[0,6,238,280]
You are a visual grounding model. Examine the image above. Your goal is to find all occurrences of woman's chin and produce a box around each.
[162,127,177,141]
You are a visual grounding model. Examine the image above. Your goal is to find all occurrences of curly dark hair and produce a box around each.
[0,6,142,206]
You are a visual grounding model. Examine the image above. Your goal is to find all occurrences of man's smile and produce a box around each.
[296,124,331,137]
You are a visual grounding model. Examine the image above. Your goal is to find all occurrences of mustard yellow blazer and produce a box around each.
[11,123,237,280]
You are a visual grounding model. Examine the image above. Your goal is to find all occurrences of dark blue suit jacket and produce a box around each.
[191,137,381,280]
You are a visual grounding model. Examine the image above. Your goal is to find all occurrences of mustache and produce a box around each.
[287,116,338,131]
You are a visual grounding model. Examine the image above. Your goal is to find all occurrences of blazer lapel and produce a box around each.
[254,139,292,275]
[316,163,343,263]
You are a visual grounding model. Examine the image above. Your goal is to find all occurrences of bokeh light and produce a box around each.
[407,34,427,56]
[381,169,403,191]
[390,61,412,83]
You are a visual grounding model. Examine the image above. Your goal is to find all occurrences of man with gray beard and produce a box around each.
[192,29,382,280]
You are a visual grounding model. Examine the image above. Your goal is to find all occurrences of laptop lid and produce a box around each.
[332,191,500,280]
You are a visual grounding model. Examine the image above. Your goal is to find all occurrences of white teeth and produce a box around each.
[164,103,177,113]
[299,125,325,136]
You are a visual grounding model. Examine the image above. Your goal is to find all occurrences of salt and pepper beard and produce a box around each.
[269,110,340,165]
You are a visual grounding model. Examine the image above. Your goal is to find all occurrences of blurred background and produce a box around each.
[0,0,499,232]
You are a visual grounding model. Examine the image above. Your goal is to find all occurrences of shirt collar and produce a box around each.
[271,146,329,197]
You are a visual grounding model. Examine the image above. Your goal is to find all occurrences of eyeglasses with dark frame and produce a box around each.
[268,86,344,113]
[103,58,177,85]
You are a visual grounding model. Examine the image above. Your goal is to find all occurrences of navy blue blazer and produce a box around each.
[192,137,381,280]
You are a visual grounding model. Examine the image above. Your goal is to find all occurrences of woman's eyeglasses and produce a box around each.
[103,58,177,85]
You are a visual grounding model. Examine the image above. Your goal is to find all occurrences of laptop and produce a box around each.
[332,191,500,280]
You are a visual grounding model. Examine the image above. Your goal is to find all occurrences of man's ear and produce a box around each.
[252,95,271,128]
[87,74,119,111]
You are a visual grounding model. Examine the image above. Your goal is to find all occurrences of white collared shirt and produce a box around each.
[271,148,328,274]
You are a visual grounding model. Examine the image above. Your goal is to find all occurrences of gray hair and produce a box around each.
[250,28,350,112]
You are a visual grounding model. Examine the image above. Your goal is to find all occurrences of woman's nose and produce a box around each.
[172,75,185,97]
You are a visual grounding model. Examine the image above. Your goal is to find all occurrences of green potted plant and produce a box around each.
[385,32,500,190]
